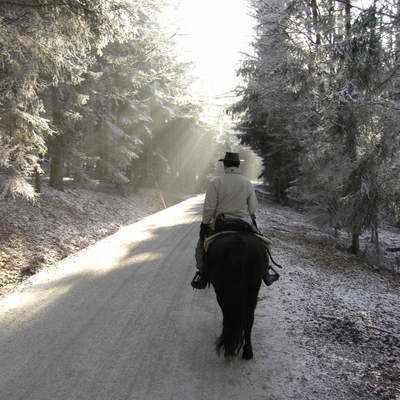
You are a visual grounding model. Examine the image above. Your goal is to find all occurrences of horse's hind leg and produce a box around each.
[217,312,239,358]
[242,313,254,360]
[242,289,258,360]
[215,290,243,358]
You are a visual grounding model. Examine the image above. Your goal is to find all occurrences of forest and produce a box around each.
[0,0,247,202]
[233,0,400,255]
[1,0,400,257]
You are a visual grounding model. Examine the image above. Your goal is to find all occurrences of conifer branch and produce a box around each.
[0,0,67,7]
[0,0,92,13]
[333,0,397,19]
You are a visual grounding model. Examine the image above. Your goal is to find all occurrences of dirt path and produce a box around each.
[0,196,288,400]
[0,196,398,400]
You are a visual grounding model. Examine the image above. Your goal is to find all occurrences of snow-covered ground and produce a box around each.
[0,184,164,295]
[256,201,400,399]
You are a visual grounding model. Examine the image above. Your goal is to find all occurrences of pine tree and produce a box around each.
[231,0,306,203]
[237,0,400,255]
[0,0,121,199]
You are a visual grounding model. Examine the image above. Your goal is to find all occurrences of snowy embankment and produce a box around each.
[0,185,164,295]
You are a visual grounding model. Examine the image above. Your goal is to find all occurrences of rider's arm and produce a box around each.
[202,180,218,224]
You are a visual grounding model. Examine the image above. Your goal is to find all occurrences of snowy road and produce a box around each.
[0,196,303,400]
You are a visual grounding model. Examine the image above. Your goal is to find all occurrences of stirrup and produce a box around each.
[191,271,208,289]
[263,271,280,286]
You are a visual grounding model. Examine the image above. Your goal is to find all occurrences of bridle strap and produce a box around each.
[266,247,283,269]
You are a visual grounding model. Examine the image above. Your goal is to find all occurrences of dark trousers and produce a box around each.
[195,238,205,271]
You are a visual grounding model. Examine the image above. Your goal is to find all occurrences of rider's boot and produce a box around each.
[263,269,280,286]
[262,256,279,286]
[191,270,208,289]
[192,238,208,289]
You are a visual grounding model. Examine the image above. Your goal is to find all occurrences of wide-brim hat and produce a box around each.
[218,152,244,162]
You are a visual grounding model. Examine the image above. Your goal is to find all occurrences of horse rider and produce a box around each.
[192,151,278,289]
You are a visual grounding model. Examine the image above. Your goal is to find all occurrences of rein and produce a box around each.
[251,215,284,270]
[266,247,283,269]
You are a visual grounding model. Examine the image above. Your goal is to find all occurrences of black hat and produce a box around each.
[218,152,244,162]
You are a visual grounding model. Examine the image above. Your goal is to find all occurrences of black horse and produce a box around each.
[205,232,266,360]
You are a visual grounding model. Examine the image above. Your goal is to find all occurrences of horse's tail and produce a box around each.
[215,235,248,357]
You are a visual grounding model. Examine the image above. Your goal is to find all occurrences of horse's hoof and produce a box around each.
[242,349,253,360]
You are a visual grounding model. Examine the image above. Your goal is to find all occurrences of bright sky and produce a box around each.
[161,0,255,104]
[161,0,377,102]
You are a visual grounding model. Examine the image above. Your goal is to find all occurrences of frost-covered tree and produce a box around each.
[80,20,194,193]
[0,0,120,199]
[231,0,307,203]
[294,1,400,253]
[0,0,201,198]
[236,0,400,254]
[43,84,90,191]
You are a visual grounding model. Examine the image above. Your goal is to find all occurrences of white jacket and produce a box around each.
[202,167,258,225]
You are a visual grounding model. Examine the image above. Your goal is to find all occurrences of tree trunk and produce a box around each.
[351,233,360,254]
[310,0,321,45]
[95,122,109,181]
[95,157,107,181]
[49,133,65,191]
[371,221,381,255]
[345,0,351,37]
[328,0,335,44]
[49,87,65,191]
[396,0,400,61]
[34,167,41,193]
[142,135,154,187]
[343,1,361,254]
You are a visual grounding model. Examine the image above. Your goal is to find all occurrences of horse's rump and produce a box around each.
[205,232,266,358]
[205,232,265,286]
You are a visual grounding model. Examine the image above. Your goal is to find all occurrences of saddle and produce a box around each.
[197,214,281,289]
[214,214,255,234]
[204,214,273,253]
[204,231,272,252]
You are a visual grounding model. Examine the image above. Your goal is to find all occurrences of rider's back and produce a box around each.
[209,173,254,220]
